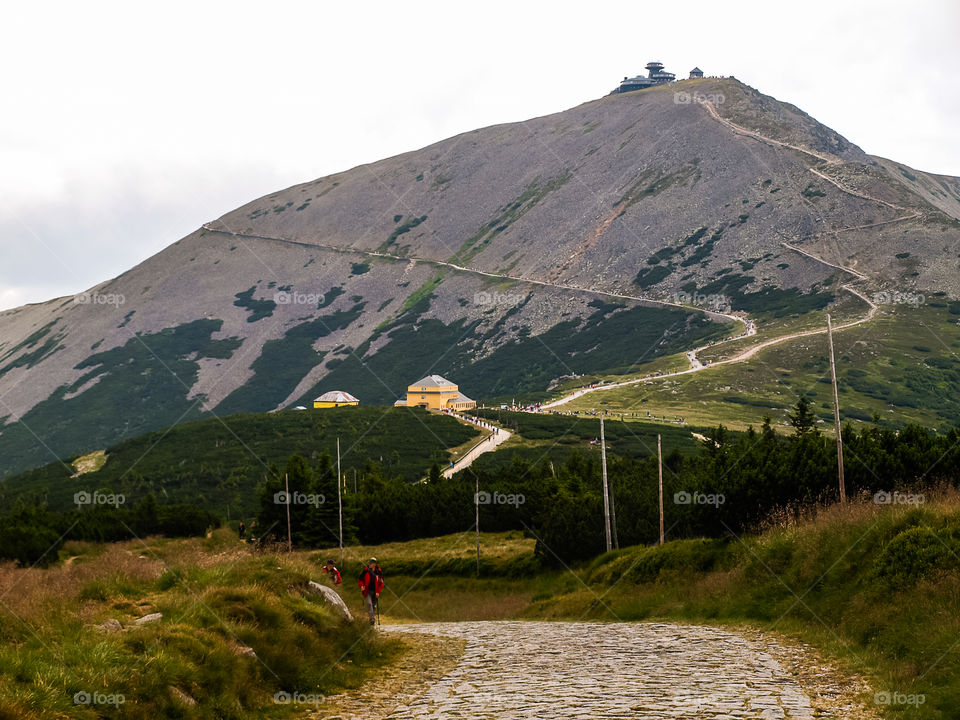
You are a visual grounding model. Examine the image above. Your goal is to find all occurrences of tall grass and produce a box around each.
[0,530,397,719]
[527,490,960,719]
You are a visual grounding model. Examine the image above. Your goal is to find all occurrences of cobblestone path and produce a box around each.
[378,621,854,719]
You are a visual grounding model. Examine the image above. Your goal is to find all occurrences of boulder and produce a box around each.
[134,612,163,625]
[307,581,353,621]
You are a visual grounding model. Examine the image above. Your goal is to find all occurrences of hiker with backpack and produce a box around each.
[357,557,384,626]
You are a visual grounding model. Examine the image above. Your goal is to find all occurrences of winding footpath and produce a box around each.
[363,621,874,719]
[540,282,876,411]
[441,414,511,478]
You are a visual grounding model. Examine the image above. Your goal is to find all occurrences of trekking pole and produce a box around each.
[376,600,380,627]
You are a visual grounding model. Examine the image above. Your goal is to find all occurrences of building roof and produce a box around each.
[453,392,474,403]
[410,374,456,388]
[691,67,703,72]
[315,390,359,403]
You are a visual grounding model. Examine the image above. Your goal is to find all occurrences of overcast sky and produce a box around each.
[1,0,958,312]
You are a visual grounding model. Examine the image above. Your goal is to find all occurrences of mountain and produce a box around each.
[1,77,958,478]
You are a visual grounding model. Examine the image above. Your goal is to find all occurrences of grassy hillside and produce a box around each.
[561,304,960,430]
[1,407,479,517]
[0,531,402,719]
[466,409,710,471]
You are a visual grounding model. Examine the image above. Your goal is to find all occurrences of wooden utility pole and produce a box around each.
[475,473,481,576]
[600,416,612,552]
[657,435,665,545]
[827,315,847,503]
[284,473,292,553]
[337,438,344,564]
[603,417,619,548]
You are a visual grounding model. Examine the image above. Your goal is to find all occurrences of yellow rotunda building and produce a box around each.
[394,375,476,411]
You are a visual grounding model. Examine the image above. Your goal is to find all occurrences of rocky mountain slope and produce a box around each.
[1,77,958,478]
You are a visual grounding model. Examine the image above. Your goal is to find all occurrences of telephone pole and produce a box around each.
[284,473,292,553]
[827,315,846,503]
[475,472,481,576]
[657,434,665,545]
[337,437,344,563]
[600,416,612,552]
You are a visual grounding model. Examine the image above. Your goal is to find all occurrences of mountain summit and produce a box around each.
[1,77,958,477]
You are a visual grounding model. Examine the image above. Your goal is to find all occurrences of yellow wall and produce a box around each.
[313,400,359,409]
[405,387,458,410]
[405,382,475,410]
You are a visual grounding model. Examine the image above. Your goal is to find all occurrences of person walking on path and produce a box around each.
[323,559,342,585]
[357,557,384,626]
[238,520,245,540]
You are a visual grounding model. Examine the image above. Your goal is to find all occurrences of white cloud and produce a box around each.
[2,0,958,311]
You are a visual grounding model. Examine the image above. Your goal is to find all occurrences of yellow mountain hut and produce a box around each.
[313,391,360,409]
[394,375,476,411]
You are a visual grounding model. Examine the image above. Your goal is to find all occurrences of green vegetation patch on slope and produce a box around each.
[451,171,572,265]
[301,298,732,406]
[379,214,427,252]
[613,163,701,218]
[698,272,835,318]
[0,319,242,480]
[233,286,277,322]
[0,320,65,376]
[2,407,479,516]
[215,304,364,415]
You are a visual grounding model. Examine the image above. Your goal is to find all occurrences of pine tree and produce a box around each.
[789,394,817,436]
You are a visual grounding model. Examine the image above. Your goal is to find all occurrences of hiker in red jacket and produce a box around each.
[357,557,384,626]
[322,559,342,585]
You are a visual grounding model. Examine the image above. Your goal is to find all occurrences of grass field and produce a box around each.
[560,305,960,431]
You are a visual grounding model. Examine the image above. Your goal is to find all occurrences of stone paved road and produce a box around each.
[382,621,821,719]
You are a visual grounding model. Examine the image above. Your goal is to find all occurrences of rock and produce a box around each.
[96,618,123,632]
[236,645,258,659]
[168,686,196,707]
[307,581,353,621]
[134,612,162,625]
